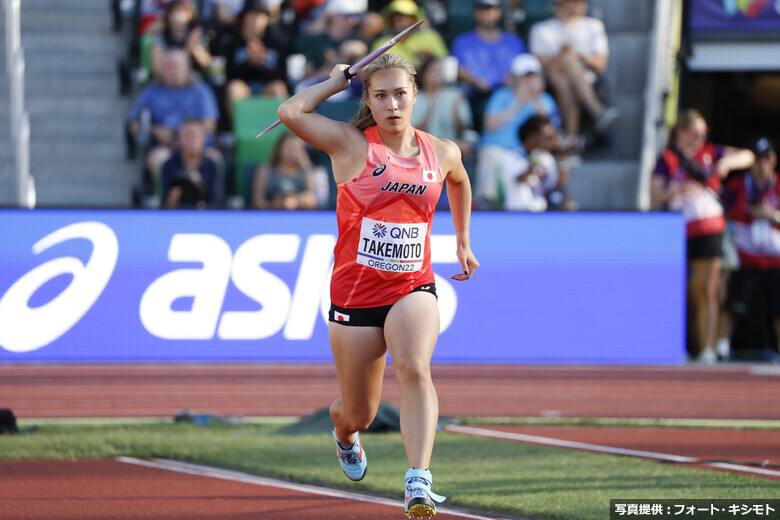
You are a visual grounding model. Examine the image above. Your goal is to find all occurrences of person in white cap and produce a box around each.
[475,53,560,209]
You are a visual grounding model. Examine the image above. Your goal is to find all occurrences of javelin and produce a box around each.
[256,19,425,138]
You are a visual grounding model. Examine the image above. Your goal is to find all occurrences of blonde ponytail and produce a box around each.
[349,53,417,132]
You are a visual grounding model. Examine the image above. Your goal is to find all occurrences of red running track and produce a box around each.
[2,363,779,420]
[0,458,506,520]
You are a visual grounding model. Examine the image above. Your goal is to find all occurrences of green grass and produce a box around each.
[2,422,779,520]
[455,416,780,430]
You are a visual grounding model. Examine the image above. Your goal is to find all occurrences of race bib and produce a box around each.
[356,217,428,273]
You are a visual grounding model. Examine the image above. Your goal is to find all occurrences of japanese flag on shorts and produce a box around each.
[334,310,350,322]
[422,170,437,183]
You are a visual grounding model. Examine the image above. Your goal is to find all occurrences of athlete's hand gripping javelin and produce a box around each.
[256,20,425,139]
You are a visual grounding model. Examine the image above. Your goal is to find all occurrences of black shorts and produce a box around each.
[726,267,780,320]
[687,233,723,260]
[328,283,437,328]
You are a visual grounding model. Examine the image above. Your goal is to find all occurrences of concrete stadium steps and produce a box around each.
[593,0,654,33]
[601,92,645,161]
[577,0,654,208]
[605,32,651,97]
[33,166,136,208]
[568,160,640,210]
[0,0,139,208]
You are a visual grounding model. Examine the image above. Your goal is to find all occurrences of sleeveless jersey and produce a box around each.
[331,126,444,308]
[659,144,726,238]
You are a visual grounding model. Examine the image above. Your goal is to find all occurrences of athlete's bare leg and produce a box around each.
[690,258,721,354]
[384,291,440,469]
[328,324,388,446]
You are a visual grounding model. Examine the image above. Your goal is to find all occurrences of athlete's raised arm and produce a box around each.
[436,138,479,281]
[277,65,367,178]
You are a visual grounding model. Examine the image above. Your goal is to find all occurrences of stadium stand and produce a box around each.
[0,0,139,207]
[565,0,654,210]
[232,95,287,202]
[0,0,657,210]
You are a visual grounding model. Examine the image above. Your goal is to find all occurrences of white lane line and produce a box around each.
[445,425,780,479]
[749,366,780,376]
[116,457,512,520]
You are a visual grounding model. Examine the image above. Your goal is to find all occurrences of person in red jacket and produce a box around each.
[722,137,780,357]
[277,53,478,517]
[650,109,754,363]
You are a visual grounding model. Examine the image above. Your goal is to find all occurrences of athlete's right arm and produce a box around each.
[277,66,367,178]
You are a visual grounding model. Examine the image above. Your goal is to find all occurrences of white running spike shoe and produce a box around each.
[404,468,446,518]
[333,429,367,481]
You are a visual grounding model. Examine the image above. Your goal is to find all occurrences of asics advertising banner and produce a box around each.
[0,210,685,364]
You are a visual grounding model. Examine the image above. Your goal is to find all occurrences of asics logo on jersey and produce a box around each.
[371,163,387,177]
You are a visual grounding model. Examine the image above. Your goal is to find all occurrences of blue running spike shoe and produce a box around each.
[333,429,367,481]
[404,468,446,518]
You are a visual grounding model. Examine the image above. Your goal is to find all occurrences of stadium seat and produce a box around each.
[522,0,555,41]
[139,32,154,83]
[232,96,288,200]
[312,99,361,208]
[445,0,476,46]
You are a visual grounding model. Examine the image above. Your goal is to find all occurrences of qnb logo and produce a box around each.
[139,234,459,340]
[0,222,119,353]
[372,223,387,238]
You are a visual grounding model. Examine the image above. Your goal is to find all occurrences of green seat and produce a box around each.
[139,32,155,84]
[232,96,288,199]
[446,0,477,46]
[311,99,361,208]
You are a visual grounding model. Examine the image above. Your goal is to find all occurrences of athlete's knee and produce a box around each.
[393,356,432,385]
[341,410,376,432]
[332,399,376,432]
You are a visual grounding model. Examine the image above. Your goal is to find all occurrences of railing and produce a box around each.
[636,0,682,211]
[4,0,34,208]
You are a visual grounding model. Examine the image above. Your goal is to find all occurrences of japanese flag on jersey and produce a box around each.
[422,170,438,183]
[333,310,350,322]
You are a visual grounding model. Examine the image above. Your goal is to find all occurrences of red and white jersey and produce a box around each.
[653,144,727,238]
[723,171,780,269]
[331,126,444,308]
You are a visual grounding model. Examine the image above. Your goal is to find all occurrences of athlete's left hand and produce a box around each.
[451,246,479,281]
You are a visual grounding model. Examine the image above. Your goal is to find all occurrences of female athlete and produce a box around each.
[277,53,479,518]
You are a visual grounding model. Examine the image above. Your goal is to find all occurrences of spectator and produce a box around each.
[201,0,247,29]
[224,1,290,123]
[291,0,329,33]
[137,0,196,35]
[650,109,755,363]
[162,118,223,209]
[357,10,385,46]
[294,39,367,100]
[451,0,526,133]
[475,53,560,209]
[722,138,780,359]
[371,0,448,69]
[528,0,617,138]
[127,49,220,178]
[251,132,323,209]
[411,57,474,158]
[150,0,212,79]
[516,114,577,211]
[295,1,364,80]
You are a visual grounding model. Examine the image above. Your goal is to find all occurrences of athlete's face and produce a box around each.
[366,67,417,132]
